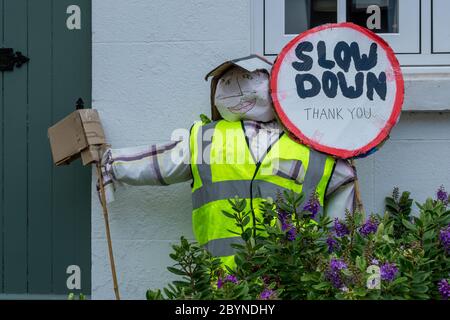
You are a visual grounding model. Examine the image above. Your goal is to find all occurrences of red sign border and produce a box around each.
[270,22,404,159]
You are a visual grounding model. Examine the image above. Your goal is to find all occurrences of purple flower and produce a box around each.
[278,210,289,229]
[259,288,274,300]
[334,219,349,237]
[225,275,238,284]
[278,209,289,224]
[326,235,339,253]
[437,185,449,205]
[371,259,379,266]
[330,258,347,270]
[281,222,297,241]
[380,262,398,282]
[281,221,289,231]
[279,210,297,241]
[359,217,379,237]
[303,193,321,219]
[217,274,238,288]
[286,227,297,241]
[439,225,450,253]
[326,258,348,289]
[438,279,450,300]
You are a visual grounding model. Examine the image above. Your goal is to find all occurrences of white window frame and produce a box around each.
[432,0,450,54]
[264,0,420,55]
[251,0,450,111]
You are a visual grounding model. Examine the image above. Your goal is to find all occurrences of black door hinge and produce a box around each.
[0,48,30,72]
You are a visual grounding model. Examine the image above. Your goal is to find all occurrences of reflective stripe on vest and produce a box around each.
[204,236,245,258]
[190,120,335,258]
[193,179,296,210]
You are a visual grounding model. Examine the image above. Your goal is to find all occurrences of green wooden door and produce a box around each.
[0,0,91,298]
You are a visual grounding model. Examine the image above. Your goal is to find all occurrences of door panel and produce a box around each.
[0,0,91,297]
[0,0,3,293]
[27,0,53,294]
[51,0,91,295]
[3,0,28,293]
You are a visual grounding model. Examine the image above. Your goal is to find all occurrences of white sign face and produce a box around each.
[271,23,404,159]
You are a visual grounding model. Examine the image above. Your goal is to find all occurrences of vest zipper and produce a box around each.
[249,162,262,238]
[241,121,284,238]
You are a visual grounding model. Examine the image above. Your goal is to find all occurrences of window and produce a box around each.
[347,0,419,53]
[346,0,399,33]
[284,0,337,35]
[432,0,450,53]
[253,0,450,70]
[263,0,419,55]
[264,0,339,55]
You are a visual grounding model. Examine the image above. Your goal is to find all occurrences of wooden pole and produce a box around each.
[96,162,121,300]
[350,159,365,214]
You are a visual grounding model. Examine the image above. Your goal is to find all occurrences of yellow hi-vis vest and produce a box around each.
[189,120,335,265]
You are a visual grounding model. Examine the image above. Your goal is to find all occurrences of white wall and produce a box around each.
[92,0,450,299]
[92,0,252,300]
[356,112,450,214]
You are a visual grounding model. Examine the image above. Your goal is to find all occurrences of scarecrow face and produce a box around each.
[214,67,275,122]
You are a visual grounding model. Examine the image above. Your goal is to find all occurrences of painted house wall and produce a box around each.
[92,0,450,299]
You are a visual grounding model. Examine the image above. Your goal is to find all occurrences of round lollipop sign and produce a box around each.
[271,23,404,159]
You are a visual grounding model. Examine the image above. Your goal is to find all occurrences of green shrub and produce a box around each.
[147,187,450,300]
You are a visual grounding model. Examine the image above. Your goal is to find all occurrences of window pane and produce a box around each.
[285,0,337,35]
[347,0,399,33]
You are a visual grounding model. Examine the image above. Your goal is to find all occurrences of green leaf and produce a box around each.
[234,253,245,266]
[242,228,253,241]
[167,267,186,276]
[230,243,246,250]
[226,229,241,236]
[300,273,318,282]
[353,288,367,297]
[402,219,417,232]
[312,282,330,291]
[382,234,395,244]
[235,285,249,299]
[222,211,236,219]
[356,256,367,271]
[392,277,409,286]
[375,222,385,237]
[251,256,267,264]
[423,229,435,241]
[172,280,190,288]
[242,216,251,227]
[199,114,212,124]
[169,253,178,261]
[411,285,429,294]
[342,269,353,277]
[146,289,163,300]
[413,293,430,300]
[224,264,235,275]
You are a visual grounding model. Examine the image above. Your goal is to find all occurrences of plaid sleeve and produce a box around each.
[326,159,356,196]
[97,139,191,204]
[325,159,357,216]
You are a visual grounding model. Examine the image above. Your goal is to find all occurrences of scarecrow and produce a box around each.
[100,55,356,266]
